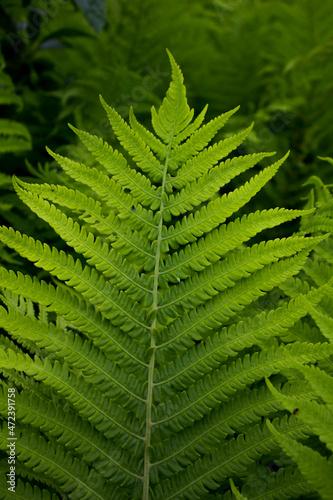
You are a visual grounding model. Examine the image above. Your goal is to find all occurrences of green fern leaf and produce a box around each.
[0,474,60,500]
[0,424,126,500]
[224,467,313,500]
[0,51,328,499]
[155,415,312,499]
[0,384,140,485]
[64,126,161,209]
[267,421,333,500]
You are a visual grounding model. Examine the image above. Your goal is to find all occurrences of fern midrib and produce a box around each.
[143,111,180,500]
[166,124,215,164]
[165,143,222,189]
[165,160,227,212]
[164,114,241,188]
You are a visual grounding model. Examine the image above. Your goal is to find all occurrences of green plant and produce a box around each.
[259,170,333,500]
[267,364,333,500]
[0,54,31,155]
[0,0,105,172]
[0,52,331,499]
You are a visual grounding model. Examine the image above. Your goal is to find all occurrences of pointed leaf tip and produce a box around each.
[166,49,184,82]
[99,94,108,108]
[165,48,174,62]
[67,123,78,133]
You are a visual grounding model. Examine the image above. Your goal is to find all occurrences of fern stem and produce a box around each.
[143,207,162,499]
[143,331,156,500]
[143,135,174,499]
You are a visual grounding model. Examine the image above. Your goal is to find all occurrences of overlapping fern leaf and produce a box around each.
[267,364,333,500]
[0,52,331,499]
[263,172,333,500]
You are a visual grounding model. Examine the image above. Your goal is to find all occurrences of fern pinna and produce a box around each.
[0,51,331,499]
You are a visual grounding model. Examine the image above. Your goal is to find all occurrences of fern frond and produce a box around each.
[39,152,159,238]
[33,154,156,232]
[229,479,248,500]
[266,375,333,452]
[0,133,31,154]
[0,68,31,153]
[300,364,333,409]
[306,301,333,343]
[267,421,333,500]
[266,172,333,500]
[304,259,333,288]
[167,122,251,188]
[158,288,326,389]
[227,467,313,500]
[170,104,208,147]
[129,108,169,160]
[161,236,326,316]
[12,183,155,268]
[12,178,152,300]
[158,251,313,353]
[0,91,22,109]
[153,380,312,472]
[0,51,327,499]
[0,349,143,447]
[0,120,31,154]
[0,475,59,500]
[150,49,193,147]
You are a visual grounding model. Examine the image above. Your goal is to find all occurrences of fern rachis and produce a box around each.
[0,51,331,499]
